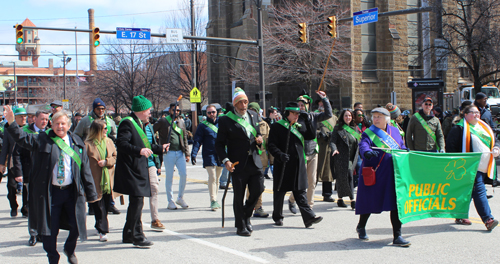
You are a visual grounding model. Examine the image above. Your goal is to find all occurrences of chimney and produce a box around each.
[88,9,97,72]
[48,58,53,71]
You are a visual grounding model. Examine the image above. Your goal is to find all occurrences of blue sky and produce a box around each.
[0,0,207,71]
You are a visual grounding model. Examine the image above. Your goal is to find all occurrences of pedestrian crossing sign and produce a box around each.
[190,87,201,103]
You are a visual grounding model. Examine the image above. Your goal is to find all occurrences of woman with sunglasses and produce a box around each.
[330,109,359,209]
[406,97,445,152]
[85,119,117,242]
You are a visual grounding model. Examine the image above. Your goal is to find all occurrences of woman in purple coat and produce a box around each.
[356,108,410,247]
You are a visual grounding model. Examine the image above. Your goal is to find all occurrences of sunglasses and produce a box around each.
[424,103,433,106]
[96,107,106,111]
[51,106,60,109]
[357,114,364,117]
[207,111,216,114]
[104,127,108,130]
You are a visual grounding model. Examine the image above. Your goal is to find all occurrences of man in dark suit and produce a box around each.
[215,87,265,236]
[4,106,97,264]
[113,95,169,247]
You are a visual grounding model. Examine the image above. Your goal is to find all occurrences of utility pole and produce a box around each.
[13,61,17,105]
[256,0,266,112]
[191,0,199,133]
[63,53,67,100]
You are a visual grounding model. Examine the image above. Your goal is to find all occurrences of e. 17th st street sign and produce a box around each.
[353,8,379,26]
[116,28,151,40]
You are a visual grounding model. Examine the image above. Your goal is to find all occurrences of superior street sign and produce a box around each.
[116,28,151,40]
[166,28,183,43]
[353,8,379,26]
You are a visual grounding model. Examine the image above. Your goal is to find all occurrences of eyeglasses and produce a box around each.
[468,111,480,115]
[357,114,364,117]
[51,106,60,109]
[96,107,106,111]
[207,111,216,114]
[103,127,108,130]
[424,103,433,106]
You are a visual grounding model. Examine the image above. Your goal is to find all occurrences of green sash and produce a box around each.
[225,111,258,138]
[457,119,492,148]
[166,116,184,139]
[414,113,439,151]
[45,130,82,169]
[202,120,218,133]
[23,125,38,134]
[364,128,391,153]
[342,124,361,140]
[321,120,334,132]
[390,120,405,138]
[89,116,112,136]
[121,117,152,150]
[277,119,306,161]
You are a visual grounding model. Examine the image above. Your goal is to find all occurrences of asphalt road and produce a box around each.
[0,157,499,263]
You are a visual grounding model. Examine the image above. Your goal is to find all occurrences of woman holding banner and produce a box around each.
[356,108,410,247]
[330,109,359,209]
[446,105,499,230]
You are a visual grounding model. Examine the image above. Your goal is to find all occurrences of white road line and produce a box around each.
[163,229,269,263]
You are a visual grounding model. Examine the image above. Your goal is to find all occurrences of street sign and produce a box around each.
[62,99,69,110]
[116,28,151,40]
[353,8,378,26]
[190,87,201,103]
[434,38,448,71]
[166,28,183,43]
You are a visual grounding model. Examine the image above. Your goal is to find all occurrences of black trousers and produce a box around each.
[322,182,333,197]
[273,189,315,224]
[92,193,111,234]
[123,195,145,242]
[357,210,402,238]
[6,175,27,211]
[231,162,264,229]
[43,185,78,264]
[27,183,38,236]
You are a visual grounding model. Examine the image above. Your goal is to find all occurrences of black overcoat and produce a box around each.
[7,121,97,240]
[268,117,315,192]
[330,126,359,197]
[113,113,164,197]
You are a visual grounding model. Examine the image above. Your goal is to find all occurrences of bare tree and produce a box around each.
[435,0,500,93]
[230,0,351,95]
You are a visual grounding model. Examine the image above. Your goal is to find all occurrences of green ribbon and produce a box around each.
[95,139,111,194]
[45,129,82,169]
[277,119,306,161]
[89,116,113,136]
[342,124,361,140]
[202,120,218,133]
[414,113,439,151]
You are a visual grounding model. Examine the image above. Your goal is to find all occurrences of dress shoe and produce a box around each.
[236,227,251,236]
[10,208,18,217]
[323,196,335,202]
[21,206,28,218]
[29,236,37,246]
[63,249,78,264]
[133,239,154,247]
[122,238,133,244]
[107,205,121,214]
[244,218,253,233]
[274,219,283,226]
[351,201,356,210]
[393,236,411,247]
[356,227,369,240]
[305,216,323,228]
[337,199,347,207]
[288,200,297,214]
[487,194,494,199]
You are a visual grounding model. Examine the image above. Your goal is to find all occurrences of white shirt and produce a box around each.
[52,134,73,186]
[34,124,42,132]
[471,127,492,173]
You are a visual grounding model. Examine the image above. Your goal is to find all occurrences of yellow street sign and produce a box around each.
[190,87,201,103]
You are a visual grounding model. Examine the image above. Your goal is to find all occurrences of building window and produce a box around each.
[408,0,422,78]
[361,0,377,80]
[459,66,470,79]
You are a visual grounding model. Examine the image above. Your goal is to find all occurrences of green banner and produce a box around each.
[392,150,481,224]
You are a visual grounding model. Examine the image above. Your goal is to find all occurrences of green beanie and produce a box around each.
[248,102,261,112]
[14,107,27,116]
[132,95,152,112]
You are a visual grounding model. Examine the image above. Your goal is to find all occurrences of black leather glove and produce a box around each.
[364,151,379,160]
[191,156,196,165]
[279,153,290,163]
[299,111,309,120]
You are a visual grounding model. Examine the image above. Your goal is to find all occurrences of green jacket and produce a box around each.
[406,110,445,151]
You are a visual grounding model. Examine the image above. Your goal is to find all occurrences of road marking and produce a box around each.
[163,229,269,263]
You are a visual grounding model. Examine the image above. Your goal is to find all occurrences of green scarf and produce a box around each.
[95,139,111,194]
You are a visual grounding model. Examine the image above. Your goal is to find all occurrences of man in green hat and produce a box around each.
[114,95,169,247]
[0,107,28,218]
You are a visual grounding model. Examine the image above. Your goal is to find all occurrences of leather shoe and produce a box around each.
[337,199,347,207]
[10,208,17,217]
[323,196,335,202]
[245,218,253,233]
[356,227,369,240]
[63,249,78,264]
[133,239,154,247]
[21,206,28,218]
[288,200,297,214]
[122,238,133,244]
[305,216,323,228]
[274,219,283,226]
[236,227,251,236]
[107,205,121,215]
[29,235,37,246]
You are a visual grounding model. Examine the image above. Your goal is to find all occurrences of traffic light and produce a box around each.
[328,16,337,38]
[92,27,100,47]
[298,23,307,43]
[15,24,23,44]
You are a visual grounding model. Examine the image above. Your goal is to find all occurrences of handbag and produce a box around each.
[362,152,386,186]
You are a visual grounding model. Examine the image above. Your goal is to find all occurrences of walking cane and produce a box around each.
[166,95,183,143]
[222,161,239,228]
[277,120,295,192]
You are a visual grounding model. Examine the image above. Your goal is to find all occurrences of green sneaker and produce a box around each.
[210,201,220,211]
[214,201,221,209]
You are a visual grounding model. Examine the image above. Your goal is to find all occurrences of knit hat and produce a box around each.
[14,107,27,116]
[385,103,401,120]
[475,92,487,100]
[248,102,261,112]
[232,87,248,106]
[132,95,152,112]
[371,107,390,116]
[93,98,106,109]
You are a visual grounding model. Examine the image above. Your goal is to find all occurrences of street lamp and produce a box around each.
[42,50,72,100]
